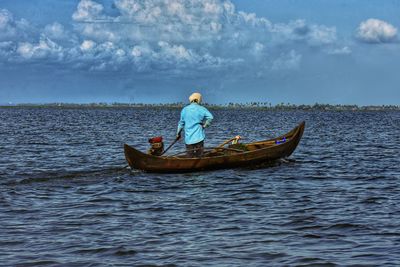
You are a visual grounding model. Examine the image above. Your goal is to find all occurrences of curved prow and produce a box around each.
[124,144,133,167]
[285,121,305,157]
[245,121,305,152]
[124,143,144,169]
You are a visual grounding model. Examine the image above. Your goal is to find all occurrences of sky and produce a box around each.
[0,0,399,105]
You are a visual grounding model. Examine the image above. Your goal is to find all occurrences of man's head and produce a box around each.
[189,92,202,103]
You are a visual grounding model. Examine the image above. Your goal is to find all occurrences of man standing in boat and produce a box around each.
[177,92,213,157]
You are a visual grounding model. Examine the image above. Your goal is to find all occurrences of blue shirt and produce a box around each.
[177,103,214,145]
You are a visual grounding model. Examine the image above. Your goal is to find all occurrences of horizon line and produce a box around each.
[1,102,399,109]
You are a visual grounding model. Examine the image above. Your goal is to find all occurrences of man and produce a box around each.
[177,92,213,157]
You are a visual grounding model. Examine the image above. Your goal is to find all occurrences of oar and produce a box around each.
[216,135,242,149]
[207,136,241,154]
[160,136,180,156]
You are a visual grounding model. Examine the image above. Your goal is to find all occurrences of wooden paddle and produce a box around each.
[204,135,242,155]
[216,135,242,148]
[160,135,181,156]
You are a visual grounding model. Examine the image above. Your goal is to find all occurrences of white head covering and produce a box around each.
[189,92,202,103]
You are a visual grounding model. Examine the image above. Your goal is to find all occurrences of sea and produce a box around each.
[0,107,399,266]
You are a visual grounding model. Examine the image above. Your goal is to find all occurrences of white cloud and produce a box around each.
[328,46,351,55]
[0,9,13,29]
[106,0,236,42]
[128,41,229,71]
[0,9,34,41]
[238,11,271,28]
[44,22,69,40]
[131,45,149,58]
[252,42,264,55]
[80,39,96,51]
[356,18,397,43]
[0,1,346,75]
[158,41,194,62]
[271,50,302,70]
[308,25,337,45]
[271,19,337,46]
[17,37,63,60]
[72,0,105,21]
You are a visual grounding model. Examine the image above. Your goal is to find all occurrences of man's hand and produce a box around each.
[176,130,182,140]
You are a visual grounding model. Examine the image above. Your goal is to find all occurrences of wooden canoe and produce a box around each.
[124,121,305,173]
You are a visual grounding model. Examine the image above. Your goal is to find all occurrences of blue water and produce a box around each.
[1,107,399,266]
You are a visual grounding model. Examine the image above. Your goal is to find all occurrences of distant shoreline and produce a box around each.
[0,103,399,111]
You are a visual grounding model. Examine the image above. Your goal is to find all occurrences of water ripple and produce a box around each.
[0,108,399,266]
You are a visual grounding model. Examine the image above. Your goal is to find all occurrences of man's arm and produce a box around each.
[202,108,213,128]
[177,109,185,138]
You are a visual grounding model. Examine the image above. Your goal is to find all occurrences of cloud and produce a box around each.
[0,9,15,37]
[0,1,343,76]
[69,0,338,73]
[0,41,16,59]
[327,46,351,55]
[80,39,96,51]
[73,0,236,43]
[252,42,264,55]
[270,19,337,46]
[271,50,302,70]
[0,8,35,41]
[17,37,64,60]
[356,18,397,43]
[44,22,71,41]
[308,25,337,45]
[70,0,338,47]
[72,0,105,21]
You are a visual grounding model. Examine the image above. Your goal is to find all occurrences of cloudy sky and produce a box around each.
[0,0,399,104]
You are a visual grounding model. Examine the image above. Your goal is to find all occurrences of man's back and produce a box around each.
[178,103,213,145]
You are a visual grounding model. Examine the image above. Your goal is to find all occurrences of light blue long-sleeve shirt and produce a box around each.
[177,103,214,145]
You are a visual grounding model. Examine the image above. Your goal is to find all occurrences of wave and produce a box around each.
[2,165,131,186]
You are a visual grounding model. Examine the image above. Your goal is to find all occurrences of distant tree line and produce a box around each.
[1,102,399,111]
